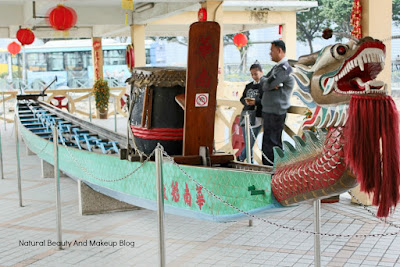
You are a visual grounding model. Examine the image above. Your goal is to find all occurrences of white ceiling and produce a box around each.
[0,0,317,38]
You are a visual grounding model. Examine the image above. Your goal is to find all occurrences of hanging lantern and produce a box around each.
[278,25,283,35]
[198,8,207,21]
[47,5,77,31]
[16,28,35,46]
[7,42,21,55]
[233,33,248,49]
[126,44,135,72]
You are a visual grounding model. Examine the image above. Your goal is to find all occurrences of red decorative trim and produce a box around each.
[130,125,183,141]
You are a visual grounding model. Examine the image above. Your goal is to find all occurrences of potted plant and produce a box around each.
[93,78,110,119]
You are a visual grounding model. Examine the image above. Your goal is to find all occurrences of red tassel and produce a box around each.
[344,95,400,217]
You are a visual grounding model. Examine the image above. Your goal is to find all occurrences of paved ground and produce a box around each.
[1,122,400,267]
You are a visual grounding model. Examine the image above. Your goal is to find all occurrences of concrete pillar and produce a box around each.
[203,1,224,98]
[92,37,104,81]
[41,159,67,178]
[130,25,146,67]
[350,185,373,206]
[281,12,297,60]
[78,180,140,215]
[41,159,54,178]
[360,0,392,92]
[349,0,392,205]
[26,146,35,156]
[203,1,225,148]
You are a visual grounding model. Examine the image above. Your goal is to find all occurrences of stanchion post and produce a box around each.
[114,96,117,132]
[314,199,321,267]
[89,93,92,122]
[244,113,251,164]
[155,146,166,267]
[53,126,63,250]
[244,113,253,227]
[15,115,22,207]
[3,91,6,130]
[0,127,4,179]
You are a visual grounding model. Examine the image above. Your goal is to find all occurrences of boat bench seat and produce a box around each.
[36,132,52,137]
[20,119,41,124]
[72,133,97,151]
[18,114,35,118]
[30,127,48,132]
[72,128,89,135]
[22,123,43,128]
[95,140,119,154]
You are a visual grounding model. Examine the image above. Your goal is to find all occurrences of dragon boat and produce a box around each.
[16,22,400,221]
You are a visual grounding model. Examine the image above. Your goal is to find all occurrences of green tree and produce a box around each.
[393,0,400,25]
[321,0,353,39]
[296,0,329,53]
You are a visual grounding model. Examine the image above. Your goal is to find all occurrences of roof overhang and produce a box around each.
[0,0,317,38]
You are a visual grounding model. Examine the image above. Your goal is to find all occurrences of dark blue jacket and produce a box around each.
[240,81,264,117]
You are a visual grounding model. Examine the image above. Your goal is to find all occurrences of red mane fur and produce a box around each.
[344,95,400,217]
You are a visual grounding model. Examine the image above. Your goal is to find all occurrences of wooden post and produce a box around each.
[183,22,220,156]
[130,25,146,67]
[281,12,297,61]
[360,0,392,92]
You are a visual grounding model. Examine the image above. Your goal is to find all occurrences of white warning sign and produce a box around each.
[195,93,209,107]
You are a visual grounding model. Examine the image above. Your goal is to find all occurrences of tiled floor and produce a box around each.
[1,123,400,267]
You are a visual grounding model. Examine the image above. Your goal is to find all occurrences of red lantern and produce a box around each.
[16,28,35,46]
[278,25,283,35]
[47,5,77,31]
[198,8,207,21]
[7,42,21,55]
[233,33,248,49]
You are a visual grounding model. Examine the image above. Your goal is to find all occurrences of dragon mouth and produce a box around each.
[333,42,386,94]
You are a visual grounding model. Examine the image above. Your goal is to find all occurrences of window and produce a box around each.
[64,52,84,71]
[27,53,47,71]
[145,48,151,65]
[47,52,64,71]
[103,49,125,65]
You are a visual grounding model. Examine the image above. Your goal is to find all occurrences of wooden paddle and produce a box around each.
[183,21,220,156]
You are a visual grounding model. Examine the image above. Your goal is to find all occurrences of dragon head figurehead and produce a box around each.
[291,37,400,217]
[294,37,386,108]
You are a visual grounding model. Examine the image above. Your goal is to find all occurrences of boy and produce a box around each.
[237,62,264,163]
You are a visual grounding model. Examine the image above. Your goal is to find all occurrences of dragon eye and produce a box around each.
[336,45,347,55]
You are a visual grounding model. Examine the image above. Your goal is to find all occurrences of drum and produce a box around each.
[127,67,186,155]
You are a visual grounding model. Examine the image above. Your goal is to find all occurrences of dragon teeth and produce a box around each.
[358,58,365,71]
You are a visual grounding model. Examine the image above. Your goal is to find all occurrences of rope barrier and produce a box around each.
[63,142,155,182]
[161,147,400,238]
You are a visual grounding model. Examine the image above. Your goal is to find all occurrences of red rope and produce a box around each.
[130,125,183,141]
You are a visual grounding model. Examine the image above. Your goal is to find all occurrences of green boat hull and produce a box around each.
[19,120,282,222]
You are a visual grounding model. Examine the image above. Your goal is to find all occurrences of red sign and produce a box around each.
[195,93,209,107]
[93,40,101,50]
[93,40,101,80]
